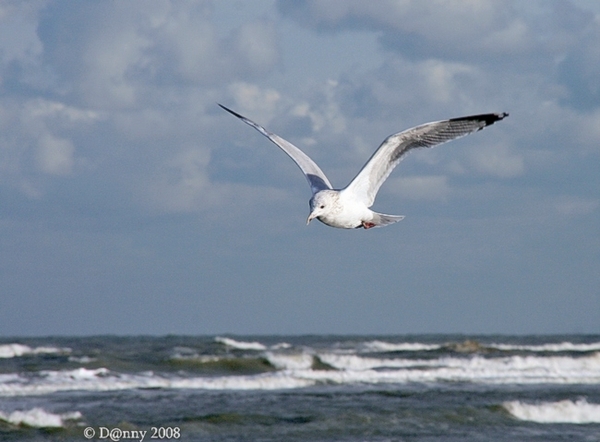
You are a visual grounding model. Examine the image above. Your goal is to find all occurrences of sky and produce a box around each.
[0,0,598,336]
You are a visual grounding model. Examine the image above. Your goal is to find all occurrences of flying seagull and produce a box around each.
[219,104,508,229]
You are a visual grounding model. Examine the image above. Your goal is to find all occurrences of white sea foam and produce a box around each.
[68,355,96,364]
[0,366,315,396]
[170,346,216,362]
[169,373,315,390]
[491,342,600,352]
[319,354,420,371]
[504,399,600,423]
[215,337,267,351]
[0,407,82,428]
[361,340,442,352]
[170,353,221,363]
[0,344,71,358]
[1,351,599,396]
[214,337,292,351]
[360,340,600,354]
[265,352,315,370]
[321,352,600,384]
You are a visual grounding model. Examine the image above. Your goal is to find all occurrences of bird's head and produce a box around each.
[307,190,337,225]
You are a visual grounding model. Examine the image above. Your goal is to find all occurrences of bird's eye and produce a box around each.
[320,205,325,209]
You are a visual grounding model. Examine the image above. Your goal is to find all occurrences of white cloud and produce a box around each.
[0,1,44,67]
[481,16,532,53]
[71,4,280,109]
[576,108,600,152]
[417,60,476,105]
[27,99,104,124]
[80,27,151,108]
[553,195,599,217]
[145,148,211,213]
[287,80,347,136]
[0,0,599,337]
[470,144,525,178]
[278,0,531,57]
[385,175,450,201]
[233,20,280,74]
[228,82,282,121]
[0,1,285,206]
[141,144,295,225]
[36,134,75,176]
[0,1,593,217]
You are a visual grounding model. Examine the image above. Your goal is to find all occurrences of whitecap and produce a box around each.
[1,352,599,396]
[0,366,313,396]
[361,340,442,353]
[68,356,96,364]
[169,372,315,390]
[491,342,600,353]
[0,344,71,358]
[0,407,82,428]
[504,398,600,423]
[299,352,600,385]
[215,337,267,351]
[265,352,314,370]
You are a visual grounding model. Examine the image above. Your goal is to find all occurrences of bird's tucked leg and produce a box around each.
[362,221,376,229]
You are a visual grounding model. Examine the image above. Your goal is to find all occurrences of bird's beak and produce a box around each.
[306,212,317,225]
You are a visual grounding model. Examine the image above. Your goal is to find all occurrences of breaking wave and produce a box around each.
[0,407,81,428]
[504,398,600,424]
[215,336,292,351]
[361,340,442,352]
[215,337,268,351]
[1,351,598,396]
[0,367,314,396]
[1,337,598,396]
[491,342,600,353]
[0,344,71,359]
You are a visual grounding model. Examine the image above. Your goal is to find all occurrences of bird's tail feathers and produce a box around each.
[371,212,405,227]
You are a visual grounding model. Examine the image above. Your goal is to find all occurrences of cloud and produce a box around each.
[233,20,280,75]
[35,1,280,109]
[0,0,45,81]
[0,1,286,211]
[27,99,103,123]
[0,96,104,198]
[553,195,599,217]
[553,2,600,110]
[386,175,450,201]
[470,144,525,178]
[0,0,598,336]
[278,0,534,59]
[36,134,74,175]
[577,109,600,152]
[145,147,211,213]
[227,82,282,121]
[279,0,504,33]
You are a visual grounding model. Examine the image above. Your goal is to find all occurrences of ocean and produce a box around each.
[0,335,599,441]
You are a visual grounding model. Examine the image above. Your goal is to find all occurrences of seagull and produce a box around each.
[219,104,508,229]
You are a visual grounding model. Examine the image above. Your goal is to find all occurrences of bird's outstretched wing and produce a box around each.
[219,104,332,194]
[343,113,508,207]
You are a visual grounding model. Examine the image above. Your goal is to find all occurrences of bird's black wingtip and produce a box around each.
[450,112,509,128]
[481,112,509,126]
[217,103,245,120]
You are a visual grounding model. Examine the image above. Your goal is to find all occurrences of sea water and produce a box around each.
[0,335,599,441]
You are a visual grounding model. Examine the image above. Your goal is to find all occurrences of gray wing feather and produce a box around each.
[343,113,508,206]
[219,104,332,194]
